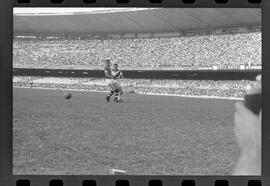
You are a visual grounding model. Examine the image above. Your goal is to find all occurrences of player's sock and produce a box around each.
[114,93,119,100]
[117,93,121,100]
[109,90,114,97]
[106,91,114,102]
[114,89,120,101]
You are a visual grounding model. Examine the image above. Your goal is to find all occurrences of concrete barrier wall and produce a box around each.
[13,68,261,81]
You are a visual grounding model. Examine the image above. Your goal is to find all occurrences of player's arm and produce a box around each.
[119,71,124,79]
[104,69,115,79]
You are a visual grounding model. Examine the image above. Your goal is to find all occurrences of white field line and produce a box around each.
[13,86,244,101]
[140,92,244,100]
[110,169,127,174]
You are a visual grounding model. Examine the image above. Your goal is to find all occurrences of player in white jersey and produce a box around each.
[104,60,123,103]
[111,63,124,102]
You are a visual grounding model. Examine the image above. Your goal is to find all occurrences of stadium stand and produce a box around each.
[13,30,261,70]
[13,77,252,98]
[13,28,261,98]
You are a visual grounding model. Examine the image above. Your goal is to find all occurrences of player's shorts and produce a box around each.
[105,79,114,86]
[113,81,121,90]
[105,79,121,90]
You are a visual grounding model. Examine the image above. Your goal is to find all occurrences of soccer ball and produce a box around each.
[64,92,72,99]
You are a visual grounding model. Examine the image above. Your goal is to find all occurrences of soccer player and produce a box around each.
[111,63,124,102]
[104,59,116,102]
[104,60,122,103]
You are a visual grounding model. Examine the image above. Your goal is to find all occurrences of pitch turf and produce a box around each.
[13,87,240,175]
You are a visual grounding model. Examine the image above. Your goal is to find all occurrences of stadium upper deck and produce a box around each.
[14,8,261,36]
[13,8,261,70]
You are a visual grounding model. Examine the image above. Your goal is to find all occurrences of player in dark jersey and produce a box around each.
[104,59,115,102]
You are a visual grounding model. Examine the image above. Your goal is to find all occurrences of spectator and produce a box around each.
[13,77,253,98]
[13,30,261,70]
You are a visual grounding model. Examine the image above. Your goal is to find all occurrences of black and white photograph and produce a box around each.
[13,8,262,175]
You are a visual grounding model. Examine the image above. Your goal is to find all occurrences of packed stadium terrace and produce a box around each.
[13,30,261,70]
[13,77,252,98]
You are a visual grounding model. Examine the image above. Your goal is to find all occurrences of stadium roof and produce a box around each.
[14,8,261,35]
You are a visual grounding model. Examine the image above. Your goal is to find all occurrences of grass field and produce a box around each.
[13,87,240,175]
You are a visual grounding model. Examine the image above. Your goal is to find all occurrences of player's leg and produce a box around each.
[106,88,114,102]
[113,82,123,102]
[105,79,115,102]
[117,87,124,103]
[114,89,120,102]
[119,86,123,96]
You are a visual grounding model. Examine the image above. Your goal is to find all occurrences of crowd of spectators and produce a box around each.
[13,30,261,70]
[13,76,251,98]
